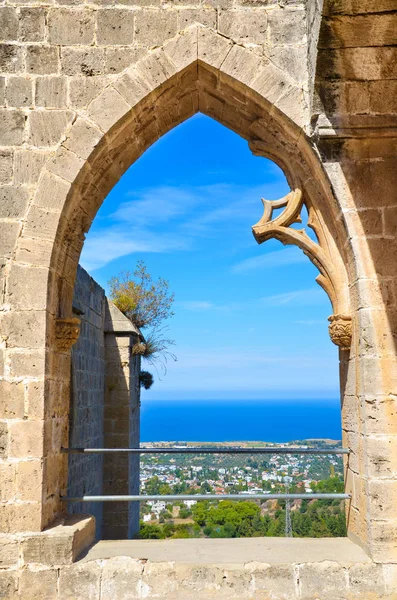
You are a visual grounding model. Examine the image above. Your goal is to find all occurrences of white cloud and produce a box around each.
[259,288,325,307]
[81,182,293,271]
[232,247,308,274]
[81,229,188,271]
[177,301,215,311]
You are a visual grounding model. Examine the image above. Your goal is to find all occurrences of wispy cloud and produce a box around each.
[259,288,325,307]
[81,229,188,271]
[176,300,241,313]
[232,247,307,274]
[177,301,215,311]
[82,183,278,271]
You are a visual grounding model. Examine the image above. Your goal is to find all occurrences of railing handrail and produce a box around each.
[62,493,351,502]
[62,446,349,455]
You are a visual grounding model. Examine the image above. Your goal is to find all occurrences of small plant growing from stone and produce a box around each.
[109,261,176,376]
[139,370,154,390]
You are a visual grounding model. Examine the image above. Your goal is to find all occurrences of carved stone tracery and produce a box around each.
[55,317,81,352]
[252,188,352,349]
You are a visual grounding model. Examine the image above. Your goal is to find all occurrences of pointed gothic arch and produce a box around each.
[8,25,356,535]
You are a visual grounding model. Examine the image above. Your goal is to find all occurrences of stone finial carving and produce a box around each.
[252,188,352,347]
[252,188,349,319]
[55,317,81,352]
[328,315,352,350]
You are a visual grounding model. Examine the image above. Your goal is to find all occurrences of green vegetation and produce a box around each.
[109,260,176,377]
[138,477,346,540]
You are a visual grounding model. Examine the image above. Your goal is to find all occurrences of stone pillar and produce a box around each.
[102,300,141,539]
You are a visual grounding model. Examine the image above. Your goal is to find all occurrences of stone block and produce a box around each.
[298,561,348,599]
[179,9,216,30]
[348,562,386,596]
[6,264,49,311]
[0,7,19,42]
[0,571,18,600]
[96,9,135,45]
[0,381,24,419]
[0,463,16,502]
[105,47,144,74]
[59,561,101,599]
[198,26,232,69]
[164,26,197,71]
[47,147,84,183]
[5,76,33,107]
[135,49,177,90]
[101,556,143,600]
[268,44,308,86]
[0,151,12,184]
[86,86,130,132]
[9,419,44,459]
[1,310,47,349]
[0,186,29,219]
[68,77,106,108]
[0,44,23,74]
[19,568,58,600]
[113,67,152,107]
[21,515,95,565]
[34,171,69,213]
[0,422,8,458]
[16,460,43,502]
[9,350,45,380]
[18,8,46,42]
[0,109,25,145]
[135,11,178,47]
[14,149,48,185]
[0,221,20,259]
[369,519,397,563]
[219,10,268,44]
[267,7,306,44]
[0,501,43,534]
[48,9,95,45]
[63,118,102,161]
[28,110,73,147]
[221,44,260,87]
[35,76,67,108]
[369,80,397,114]
[368,480,397,520]
[319,14,397,49]
[26,46,59,74]
[60,47,106,77]
[0,537,19,568]
[250,564,296,598]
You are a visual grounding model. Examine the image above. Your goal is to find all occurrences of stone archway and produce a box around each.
[1,24,392,564]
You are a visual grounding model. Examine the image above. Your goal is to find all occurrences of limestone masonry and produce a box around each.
[0,0,397,597]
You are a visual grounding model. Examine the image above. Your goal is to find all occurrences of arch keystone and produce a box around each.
[198,26,233,69]
[163,25,198,71]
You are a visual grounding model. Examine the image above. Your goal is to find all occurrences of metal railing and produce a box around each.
[61,445,351,503]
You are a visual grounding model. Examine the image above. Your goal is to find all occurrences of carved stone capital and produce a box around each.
[328,314,352,350]
[55,317,81,352]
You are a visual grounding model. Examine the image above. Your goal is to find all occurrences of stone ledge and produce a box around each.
[0,547,396,600]
[20,514,95,566]
[81,536,371,565]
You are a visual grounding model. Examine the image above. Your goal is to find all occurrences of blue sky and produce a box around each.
[81,114,339,401]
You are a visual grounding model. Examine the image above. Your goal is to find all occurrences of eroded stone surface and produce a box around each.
[0,2,396,596]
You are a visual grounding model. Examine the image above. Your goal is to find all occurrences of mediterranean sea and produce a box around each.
[140,399,342,443]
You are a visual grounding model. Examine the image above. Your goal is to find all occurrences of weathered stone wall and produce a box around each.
[313,0,397,562]
[0,0,397,595]
[103,301,141,540]
[66,266,141,539]
[67,265,105,539]
[1,549,397,599]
